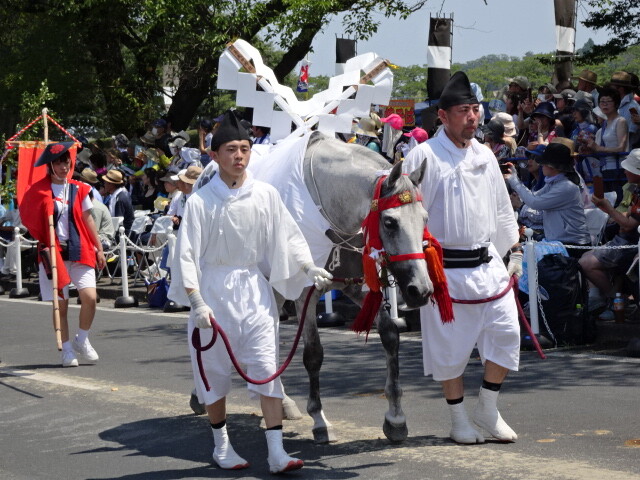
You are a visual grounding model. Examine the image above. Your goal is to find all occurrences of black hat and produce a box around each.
[531,102,555,120]
[536,143,574,173]
[34,141,75,167]
[480,119,505,144]
[210,110,252,151]
[438,71,479,110]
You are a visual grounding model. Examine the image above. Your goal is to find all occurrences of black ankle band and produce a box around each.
[482,380,502,392]
[211,420,226,430]
[266,425,283,431]
[446,397,464,405]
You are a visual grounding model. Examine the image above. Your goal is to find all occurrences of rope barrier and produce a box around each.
[122,234,169,253]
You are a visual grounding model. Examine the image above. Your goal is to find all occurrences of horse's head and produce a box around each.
[377,160,433,309]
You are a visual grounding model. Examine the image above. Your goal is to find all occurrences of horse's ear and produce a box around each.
[387,160,403,188]
[408,159,426,187]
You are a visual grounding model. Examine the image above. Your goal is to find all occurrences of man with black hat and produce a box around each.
[20,142,106,367]
[170,110,332,473]
[403,72,521,445]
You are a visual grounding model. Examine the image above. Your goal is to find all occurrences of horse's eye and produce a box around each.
[383,218,397,230]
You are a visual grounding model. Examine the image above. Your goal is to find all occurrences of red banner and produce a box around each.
[17,142,76,205]
[381,99,416,127]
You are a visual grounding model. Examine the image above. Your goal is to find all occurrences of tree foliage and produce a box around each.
[579,0,640,64]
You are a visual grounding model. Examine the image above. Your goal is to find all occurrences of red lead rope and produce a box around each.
[191,278,358,391]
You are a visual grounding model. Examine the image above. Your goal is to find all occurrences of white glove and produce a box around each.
[507,251,523,278]
[188,290,214,329]
[303,263,333,290]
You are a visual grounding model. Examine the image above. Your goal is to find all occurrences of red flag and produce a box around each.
[17,142,76,205]
[297,60,310,93]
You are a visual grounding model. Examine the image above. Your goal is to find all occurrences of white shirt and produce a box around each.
[403,132,519,299]
[52,182,93,241]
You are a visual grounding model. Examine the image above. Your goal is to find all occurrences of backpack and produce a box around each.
[536,253,596,346]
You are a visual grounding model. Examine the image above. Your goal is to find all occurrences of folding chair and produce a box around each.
[140,215,174,281]
[584,208,609,246]
[100,216,123,282]
[128,215,152,286]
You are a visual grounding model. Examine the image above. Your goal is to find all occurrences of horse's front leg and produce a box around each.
[296,286,336,443]
[377,308,408,443]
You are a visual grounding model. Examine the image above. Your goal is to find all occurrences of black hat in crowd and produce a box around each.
[480,119,505,144]
[438,71,479,110]
[536,143,574,173]
[531,102,555,120]
[35,141,75,167]
[210,110,252,151]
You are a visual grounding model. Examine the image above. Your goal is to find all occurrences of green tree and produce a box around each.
[1,0,430,137]
[580,0,640,63]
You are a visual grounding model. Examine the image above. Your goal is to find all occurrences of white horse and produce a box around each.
[192,131,432,443]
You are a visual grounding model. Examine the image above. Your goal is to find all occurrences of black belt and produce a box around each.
[442,247,492,269]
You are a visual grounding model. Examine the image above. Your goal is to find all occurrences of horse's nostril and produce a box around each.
[407,285,420,298]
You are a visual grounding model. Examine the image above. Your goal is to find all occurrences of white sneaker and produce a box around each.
[61,350,79,367]
[72,337,99,362]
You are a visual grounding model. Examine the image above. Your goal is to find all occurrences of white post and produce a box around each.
[524,228,540,334]
[13,227,23,289]
[324,291,333,313]
[386,274,399,320]
[9,227,29,298]
[119,226,129,298]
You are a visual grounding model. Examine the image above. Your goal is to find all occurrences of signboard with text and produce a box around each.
[381,99,415,127]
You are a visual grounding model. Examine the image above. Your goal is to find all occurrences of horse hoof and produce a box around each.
[282,398,303,420]
[383,418,408,443]
[312,426,337,444]
[189,393,206,415]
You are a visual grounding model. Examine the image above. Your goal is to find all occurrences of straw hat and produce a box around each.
[353,118,379,137]
[101,169,125,185]
[178,166,203,185]
[81,168,99,185]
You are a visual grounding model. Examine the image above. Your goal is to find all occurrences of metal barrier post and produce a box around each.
[114,226,138,308]
[524,228,539,334]
[9,227,29,298]
[317,288,345,327]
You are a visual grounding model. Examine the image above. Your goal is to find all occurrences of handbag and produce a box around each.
[146,277,169,308]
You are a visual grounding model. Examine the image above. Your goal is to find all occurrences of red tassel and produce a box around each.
[423,232,455,324]
[351,290,383,336]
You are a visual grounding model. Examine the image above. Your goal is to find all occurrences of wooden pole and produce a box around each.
[48,214,62,350]
[42,108,49,143]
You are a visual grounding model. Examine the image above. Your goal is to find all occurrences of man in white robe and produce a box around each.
[403,72,522,445]
[173,111,331,473]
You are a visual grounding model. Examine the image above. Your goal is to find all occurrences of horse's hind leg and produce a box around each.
[297,287,336,443]
[378,308,409,443]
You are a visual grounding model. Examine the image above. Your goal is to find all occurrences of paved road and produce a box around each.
[1,296,639,480]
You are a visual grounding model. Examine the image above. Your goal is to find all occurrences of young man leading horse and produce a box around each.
[171,111,332,473]
[403,71,523,444]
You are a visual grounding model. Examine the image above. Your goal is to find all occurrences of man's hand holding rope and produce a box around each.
[187,289,214,329]
[303,263,333,290]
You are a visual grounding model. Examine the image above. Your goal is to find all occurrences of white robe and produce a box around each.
[403,133,520,380]
[170,171,314,403]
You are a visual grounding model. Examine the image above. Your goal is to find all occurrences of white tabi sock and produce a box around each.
[211,425,249,470]
[448,401,485,444]
[473,387,518,442]
[76,328,89,344]
[265,429,303,474]
[61,341,73,353]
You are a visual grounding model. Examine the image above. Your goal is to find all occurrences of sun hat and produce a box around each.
[492,112,517,137]
[81,168,99,185]
[536,143,574,173]
[550,137,577,156]
[610,71,633,88]
[177,166,203,185]
[620,149,640,175]
[159,172,179,183]
[508,76,530,90]
[572,69,597,85]
[353,117,379,137]
[168,131,190,149]
[480,119,505,144]
[34,142,75,167]
[140,131,156,145]
[101,169,125,185]
[531,102,555,120]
